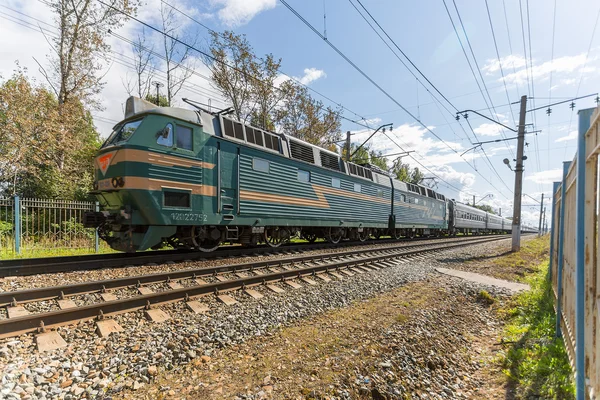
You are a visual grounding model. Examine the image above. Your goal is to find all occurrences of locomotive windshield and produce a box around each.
[102,119,143,148]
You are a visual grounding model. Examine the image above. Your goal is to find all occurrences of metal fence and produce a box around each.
[550,105,600,400]
[0,196,99,257]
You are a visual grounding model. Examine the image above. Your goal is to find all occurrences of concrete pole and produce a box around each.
[542,207,546,234]
[538,193,544,237]
[499,207,501,217]
[511,95,527,251]
[345,130,351,162]
[472,195,475,206]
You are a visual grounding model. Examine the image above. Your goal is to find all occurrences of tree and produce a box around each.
[0,69,100,199]
[473,204,496,214]
[274,81,342,148]
[145,93,169,107]
[344,144,389,171]
[122,30,154,99]
[249,53,287,130]
[160,3,195,106]
[42,0,139,108]
[206,31,258,123]
[391,159,424,184]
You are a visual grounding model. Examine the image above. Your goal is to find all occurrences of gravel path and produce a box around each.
[0,237,517,399]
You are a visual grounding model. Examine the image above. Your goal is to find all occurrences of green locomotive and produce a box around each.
[84,96,449,252]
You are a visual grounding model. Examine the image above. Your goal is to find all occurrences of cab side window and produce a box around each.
[176,125,193,150]
[157,124,173,147]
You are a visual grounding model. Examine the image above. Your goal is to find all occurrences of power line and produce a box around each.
[351,0,459,116]
[441,0,514,194]
[442,0,515,165]
[159,0,374,129]
[525,0,543,191]
[547,0,557,171]
[483,0,517,138]
[279,0,509,197]
[346,0,471,145]
[564,4,600,159]
[449,0,515,159]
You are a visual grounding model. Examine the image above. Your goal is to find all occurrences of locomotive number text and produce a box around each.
[170,213,207,222]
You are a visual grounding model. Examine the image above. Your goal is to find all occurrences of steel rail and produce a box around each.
[0,235,508,306]
[0,235,448,278]
[0,236,509,338]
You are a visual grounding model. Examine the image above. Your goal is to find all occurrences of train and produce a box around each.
[84,96,538,252]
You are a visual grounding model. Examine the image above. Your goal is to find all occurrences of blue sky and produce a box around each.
[2,0,600,226]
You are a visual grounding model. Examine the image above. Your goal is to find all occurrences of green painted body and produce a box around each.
[91,100,449,251]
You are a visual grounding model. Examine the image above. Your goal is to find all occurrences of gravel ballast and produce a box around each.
[0,237,527,399]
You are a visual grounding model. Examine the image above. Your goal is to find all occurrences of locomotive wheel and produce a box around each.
[357,229,368,242]
[302,232,318,243]
[326,227,343,244]
[197,240,221,252]
[191,226,220,252]
[264,227,287,247]
[370,230,382,240]
[393,229,402,240]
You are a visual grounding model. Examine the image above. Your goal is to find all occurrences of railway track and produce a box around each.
[0,235,468,278]
[0,235,510,341]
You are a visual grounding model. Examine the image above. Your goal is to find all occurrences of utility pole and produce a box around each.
[345,131,351,161]
[499,208,502,217]
[472,195,476,206]
[542,207,547,234]
[512,95,527,251]
[537,193,544,237]
[152,81,164,106]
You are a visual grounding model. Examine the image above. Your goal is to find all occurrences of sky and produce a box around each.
[2,0,600,227]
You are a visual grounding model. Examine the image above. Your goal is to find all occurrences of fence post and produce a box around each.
[13,195,21,255]
[556,161,571,338]
[95,202,99,253]
[548,181,560,282]
[575,108,594,400]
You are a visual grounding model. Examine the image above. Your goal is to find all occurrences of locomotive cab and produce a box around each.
[85,97,215,252]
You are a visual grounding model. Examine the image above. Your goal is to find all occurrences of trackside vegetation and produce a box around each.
[499,237,574,399]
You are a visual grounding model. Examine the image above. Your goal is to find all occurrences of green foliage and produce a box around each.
[477,290,496,305]
[473,204,497,215]
[145,93,170,107]
[0,221,12,237]
[0,69,100,200]
[391,159,424,184]
[500,258,574,399]
[207,31,342,150]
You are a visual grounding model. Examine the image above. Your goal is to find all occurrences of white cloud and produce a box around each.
[555,130,578,143]
[482,55,528,74]
[295,68,326,85]
[210,0,276,27]
[525,169,563,184]
[504,54,590,86]
[473,123,504,137]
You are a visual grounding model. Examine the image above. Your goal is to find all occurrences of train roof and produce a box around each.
[123,97,450,200]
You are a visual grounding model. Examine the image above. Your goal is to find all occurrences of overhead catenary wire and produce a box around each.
[279,0,510,198]
[442,0,518,190]
[159,0,374,130]
[441,0,514,195]
[519,0,543,191]
[564,4,600,159]
[547,0,557,171]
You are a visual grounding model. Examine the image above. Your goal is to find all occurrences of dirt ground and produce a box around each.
[116,238,550,400]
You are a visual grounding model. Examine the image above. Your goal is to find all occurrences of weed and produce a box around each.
[499,258,574,399]
[395,313,408,323]
[477,290,496,305]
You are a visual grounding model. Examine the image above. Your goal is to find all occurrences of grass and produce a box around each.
[499,255,575,399]
[0,245,116,259]
[477,289,496,305]
[492,237,550,281]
